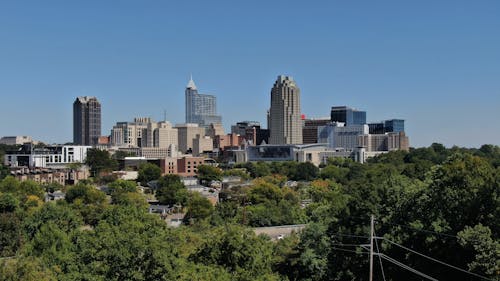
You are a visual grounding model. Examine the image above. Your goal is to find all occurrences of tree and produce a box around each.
[196,165,222,185]
[0,213,22,257]
[0,192,19,213]
[85,148,118,176]
[184,192,214,223]
[156,175,188,206]
[291,162,319,181]
[65,183,106,205]
[189,225,278,280]
[137,163,162,183]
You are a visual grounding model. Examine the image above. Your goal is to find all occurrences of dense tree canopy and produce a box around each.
[0,144,498,281]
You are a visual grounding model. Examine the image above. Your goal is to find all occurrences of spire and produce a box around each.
[187,74,197,90]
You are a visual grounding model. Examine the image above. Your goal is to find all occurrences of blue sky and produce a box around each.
[0,0,499,147]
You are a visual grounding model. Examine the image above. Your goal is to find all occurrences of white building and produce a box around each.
[5,145,91,168]
[318,122,369,151]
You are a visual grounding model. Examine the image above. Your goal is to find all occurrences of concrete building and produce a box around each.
[0,136,37,145]
[302,118,331,144]
[231,121,269,145]
[160,156,217,177]
[206,123,225,139]
[9,167,90,185]
[358,132,409,152]
[193,135,214,156]
[4,144,91,168]
[175,123,206,153]
[318,122,369,151]
[73,96,101,145]
[185,76,222,127]
[269,75,302,145]
[110,118,178,149]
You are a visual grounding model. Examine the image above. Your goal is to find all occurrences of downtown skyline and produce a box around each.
[1,1,499,148]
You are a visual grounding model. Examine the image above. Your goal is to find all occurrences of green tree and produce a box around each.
[156,175,188,206]
[196,165,222,185]
[0,213,23,257]
[184,192,214,223]
[0,192,19,213]
[65,183,106,205]
[458,224,500,278]
[85,148,118,176]
[138,163,162,183]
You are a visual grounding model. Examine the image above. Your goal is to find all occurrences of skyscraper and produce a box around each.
[269,75,302,144]
[73,96,101,145]
[330,106,366,125]
[185,76,222,127]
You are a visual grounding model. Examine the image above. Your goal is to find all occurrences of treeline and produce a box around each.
[0,143,498,280]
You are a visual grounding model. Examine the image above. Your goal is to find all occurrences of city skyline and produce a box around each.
[1,1,499,148]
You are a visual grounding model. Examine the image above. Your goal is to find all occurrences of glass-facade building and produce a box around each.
[384,119,405,133]
[185,78,222,127]
[368,119,405,134]
[330,106,366,125]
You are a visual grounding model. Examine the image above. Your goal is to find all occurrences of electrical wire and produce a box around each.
[374,230,386,281]
[378,237,494,281]
[331,247,369,255]
[377,253,439,281]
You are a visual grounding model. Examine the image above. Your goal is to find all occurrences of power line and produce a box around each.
[376,220,464,241]
[331,232,370,239]
[374,230,386,281]
[331,247,369,255]
[377,253,439,281]
[378,237,494,281]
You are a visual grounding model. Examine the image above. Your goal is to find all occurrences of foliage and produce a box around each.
[85,148,118,176]
[184,192,214,223]
[156,175,188,206]
[196,165,223,185]
[137,163,162,183]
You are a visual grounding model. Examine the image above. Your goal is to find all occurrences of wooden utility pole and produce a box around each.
[369,215,374,281]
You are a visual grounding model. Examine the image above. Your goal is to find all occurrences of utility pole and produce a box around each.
[369,215,374,281]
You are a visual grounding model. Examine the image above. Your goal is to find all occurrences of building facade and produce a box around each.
[0,136,36,145]
[302,118,331,144]
[185,77,222,127]
[73,96,101,145]
[318,122,369,151]
[269,75,302,144]
[5,144,91,168]
[110,118,178,149]
[175,123,206,153]
[330,106,366,126]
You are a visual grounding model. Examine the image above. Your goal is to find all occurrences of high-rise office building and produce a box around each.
[330,106,366,126]
[110,117,178,149]
[73,96,101,145]
[368,119,405,134]
[302,118,331,144]
[269,75,302,144]
[185,76,222,127]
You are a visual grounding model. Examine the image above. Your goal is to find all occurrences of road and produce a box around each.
[253,224,307,240]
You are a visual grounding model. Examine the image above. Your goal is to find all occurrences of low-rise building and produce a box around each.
[4,144,91,168]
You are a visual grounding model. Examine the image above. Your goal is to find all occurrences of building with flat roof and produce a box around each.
[0,136,37,145]
[302,118,331,144]
[330,106,366,126]
[4,144,91,168]
[73,96,101,145]
[175,123,206,153]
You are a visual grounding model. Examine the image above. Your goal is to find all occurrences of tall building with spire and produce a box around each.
[185,76,222,127]
[73,96,101,145]
[269,75,303,144]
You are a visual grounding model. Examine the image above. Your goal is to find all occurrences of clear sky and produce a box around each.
[0,0,499,147]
